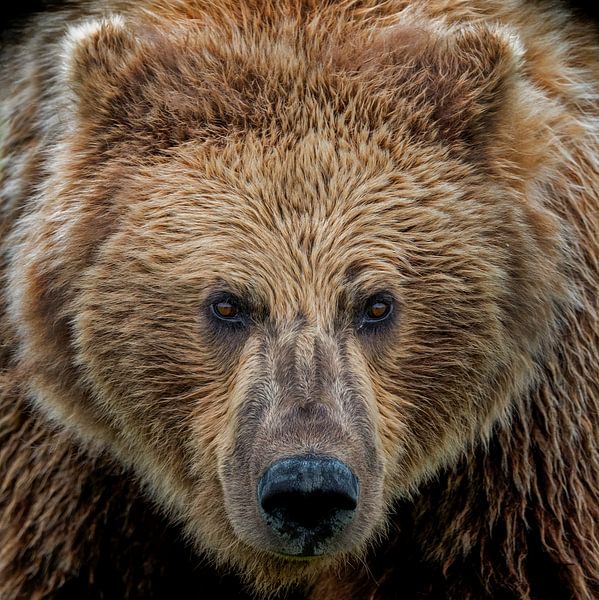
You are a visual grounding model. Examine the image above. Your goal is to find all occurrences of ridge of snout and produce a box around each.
[257,455,359,557]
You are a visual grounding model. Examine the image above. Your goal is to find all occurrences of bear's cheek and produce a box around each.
[365,280,517,495]
[71,247,242,495]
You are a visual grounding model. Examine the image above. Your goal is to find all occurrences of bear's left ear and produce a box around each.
[420,26,524,147]
[346,23,524,151]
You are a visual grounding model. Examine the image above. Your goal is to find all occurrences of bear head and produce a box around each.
[6,7,568,593]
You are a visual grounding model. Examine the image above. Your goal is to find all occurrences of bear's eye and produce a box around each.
[211,300,241,322]
[362,296,394,325]
[367,302,390,320]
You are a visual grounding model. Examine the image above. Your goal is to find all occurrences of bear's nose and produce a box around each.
[257,455,359,556]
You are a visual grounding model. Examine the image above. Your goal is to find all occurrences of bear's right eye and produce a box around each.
[210,299,243,323]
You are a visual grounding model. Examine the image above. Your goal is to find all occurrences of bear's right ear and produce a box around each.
[61,16,139,122]
[61,16,203,152]
[61,17,249,152]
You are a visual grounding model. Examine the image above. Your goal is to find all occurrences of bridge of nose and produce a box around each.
[271,324,342,411]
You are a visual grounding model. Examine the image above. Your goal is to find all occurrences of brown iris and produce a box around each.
[364,298,393,322]
[212,300,240,320]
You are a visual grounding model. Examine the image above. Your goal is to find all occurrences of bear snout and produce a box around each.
[257,455,359,557]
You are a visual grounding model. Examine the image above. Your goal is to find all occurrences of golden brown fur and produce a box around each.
[0,1,597,598]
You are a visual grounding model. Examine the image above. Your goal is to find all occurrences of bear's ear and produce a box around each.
[418,26,524,147]
[344,23,524,152]
[62,16,224,153]
[62,16,139,122]
[60,17,245,152]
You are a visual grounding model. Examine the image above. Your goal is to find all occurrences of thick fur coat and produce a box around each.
[0,1,598,598]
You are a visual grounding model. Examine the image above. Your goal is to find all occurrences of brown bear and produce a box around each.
[0,1,597,598]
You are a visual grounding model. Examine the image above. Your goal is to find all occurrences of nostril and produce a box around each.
[261,489,357,530]
[257,455,359,554]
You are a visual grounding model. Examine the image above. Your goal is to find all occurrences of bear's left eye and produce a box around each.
[366,301,391,321]
[361,295,394,328]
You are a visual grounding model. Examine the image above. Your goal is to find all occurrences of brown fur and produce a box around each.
[0,1,597,598]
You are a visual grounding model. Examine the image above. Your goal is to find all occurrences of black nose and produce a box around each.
[257,455,359,556]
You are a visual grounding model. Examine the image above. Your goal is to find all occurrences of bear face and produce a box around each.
[6,8,570,593]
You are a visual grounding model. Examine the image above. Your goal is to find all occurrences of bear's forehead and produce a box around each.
[119,114,475,284]
[117,132,425,316]
[126,130,435,254]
